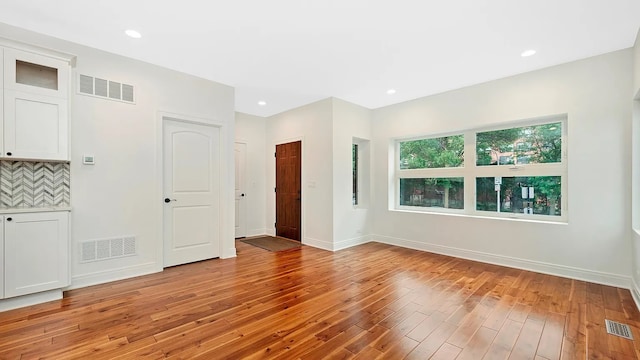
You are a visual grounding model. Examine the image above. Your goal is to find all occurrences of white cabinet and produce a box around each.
[3,90,68,160]
[3,48,69,98]
[0,48,3,158]
[0,219,4,299]
[1,47,70,161]
[1,212,69,299]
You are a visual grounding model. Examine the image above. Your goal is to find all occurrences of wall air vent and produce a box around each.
[108,80,121,99]
[77,74,135,104]
[80,236,137,263]
[122,84,134,102]
[95,78,108,97]
[79,74,93,94]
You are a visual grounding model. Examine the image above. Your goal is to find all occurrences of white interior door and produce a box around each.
[163,118,220,267]
[234,142,247,238]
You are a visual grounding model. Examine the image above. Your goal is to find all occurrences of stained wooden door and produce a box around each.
[163,118,220,267]
[275,141,301,241]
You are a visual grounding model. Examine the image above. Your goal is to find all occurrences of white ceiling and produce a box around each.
[1,1,639,117]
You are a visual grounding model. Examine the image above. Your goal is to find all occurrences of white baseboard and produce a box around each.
[303,235,371,251]
[374,235,632,289]
[246,228,268,237]
[631,278,640,311]
[221,246,237,259]
[68,261,161,290]
[303,236,333,251]
[0,289,63,312]
[334,235,372,251]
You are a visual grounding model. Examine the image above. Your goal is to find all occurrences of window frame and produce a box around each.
[395,130,467,214]
[352,143,358,206]
[394,115,568,222]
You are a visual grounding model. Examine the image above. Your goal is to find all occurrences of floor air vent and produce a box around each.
[605,319,633,340]
[80,236,137,263]
[78,74,135,104]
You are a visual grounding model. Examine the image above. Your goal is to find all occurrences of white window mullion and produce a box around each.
[464,130,476,215]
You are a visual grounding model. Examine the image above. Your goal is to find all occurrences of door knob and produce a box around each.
[164,198,177,203]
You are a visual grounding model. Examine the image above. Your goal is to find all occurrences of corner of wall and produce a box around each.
[632,277,640,312]
[634,27,640,96]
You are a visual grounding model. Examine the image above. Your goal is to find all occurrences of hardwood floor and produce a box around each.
[1,240,640,359]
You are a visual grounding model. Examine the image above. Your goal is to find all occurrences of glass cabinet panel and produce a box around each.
[15,60,58,90]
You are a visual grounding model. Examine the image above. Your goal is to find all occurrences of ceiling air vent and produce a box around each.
[77,74,135,104]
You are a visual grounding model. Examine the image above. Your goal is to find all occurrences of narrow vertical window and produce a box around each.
[353,144,358,205]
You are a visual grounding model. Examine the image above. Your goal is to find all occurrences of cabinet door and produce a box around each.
[3,90,69,160]
[0,48,3,151]
[3,48,69,98]
[4,212,69,298]
[0,218,4,299]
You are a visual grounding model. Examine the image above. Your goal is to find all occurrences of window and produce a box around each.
[476,176,561,215]
[397,134,465,211]
[353,138,370,208]
[400,135,464,169]
[477,122,561,166]
[352,144,358,205]
[395,117,566,221]
[400,177,464,209]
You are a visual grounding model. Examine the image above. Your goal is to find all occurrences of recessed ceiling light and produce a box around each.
[125,29,142,39]
[521,49,536,57]
[257,101,267,106]
[386,89,396,95]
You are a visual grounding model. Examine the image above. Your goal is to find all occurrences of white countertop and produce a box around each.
[0,207,72,214]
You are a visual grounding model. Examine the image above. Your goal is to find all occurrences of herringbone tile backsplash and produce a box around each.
[0,161,70,208]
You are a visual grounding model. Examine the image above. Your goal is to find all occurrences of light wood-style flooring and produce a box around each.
[1,240,639,359]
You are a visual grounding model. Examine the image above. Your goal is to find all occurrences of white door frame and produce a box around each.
[234,141,248,238]
[156,111,234,267]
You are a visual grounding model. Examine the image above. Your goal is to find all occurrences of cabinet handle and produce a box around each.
[6,217,12,221]
[6,152,12,156]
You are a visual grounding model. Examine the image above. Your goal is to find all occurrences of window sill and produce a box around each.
[391,208,568,225]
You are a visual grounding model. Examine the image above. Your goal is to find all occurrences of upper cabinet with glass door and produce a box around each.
[3,48,69,99]
[1,46,72,161]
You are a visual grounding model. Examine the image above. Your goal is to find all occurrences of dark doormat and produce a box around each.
[241,236,301,252]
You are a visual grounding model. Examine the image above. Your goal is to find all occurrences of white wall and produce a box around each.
[235,112,267,236]
[634,28,640,98]
[0,23,235,289]
[372,49,633,287]
[266,99,333,249]
[332,98,372,250]
[631,28,640,301]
